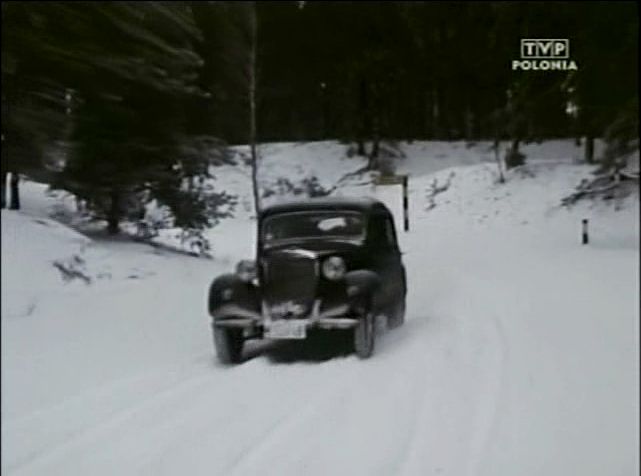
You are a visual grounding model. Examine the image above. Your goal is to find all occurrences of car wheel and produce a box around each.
[354,309,375,359]
[388,297,406,329]
[213,325,244,364]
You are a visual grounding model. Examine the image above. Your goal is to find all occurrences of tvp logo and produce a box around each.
[513,39,577,71]
[521,39,569,59]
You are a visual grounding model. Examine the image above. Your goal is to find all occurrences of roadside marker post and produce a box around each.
[582,218,589,245]
[402,175,409,232]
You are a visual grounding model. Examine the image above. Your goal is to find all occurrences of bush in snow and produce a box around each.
[54,125,237,240]
[424,172,455,211]
[561,171,638,209]
[301,176,334,197]
[262,176,334,200]
[262,178,298,198]
[178,228,212,257]
[562,100,639,208]
[52,254,91,285]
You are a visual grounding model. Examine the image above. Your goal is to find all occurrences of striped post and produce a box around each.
[403,175,409,232]
[582,219,589,245]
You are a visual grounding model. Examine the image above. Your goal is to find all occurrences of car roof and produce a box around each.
[259,196,390,219]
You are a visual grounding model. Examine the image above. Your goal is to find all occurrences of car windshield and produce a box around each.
[262,211,365,244]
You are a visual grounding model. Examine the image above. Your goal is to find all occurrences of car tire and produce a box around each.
[354,309,375,359]
[387,297,406,329]
[213,325,244,364]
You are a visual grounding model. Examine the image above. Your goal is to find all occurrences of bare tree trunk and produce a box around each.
[465,107,474,141]
[585,134,595,164]
[248,2,260,217]
[493,139,505,183]
[1,170,6,209]
[9,172,20,210]
[527,118,535,141]
[505,137,525,169]
[367,77,388,171]
[432,86,440,139]
[107,189,120,235]
[320,82,329,139]
[369,121,380,171]
[423,89,430,139]
[357,78,369,157]
[76,196,85,213]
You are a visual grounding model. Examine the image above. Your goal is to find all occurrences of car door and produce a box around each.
[382,213,405,306]
[367,212,404,311]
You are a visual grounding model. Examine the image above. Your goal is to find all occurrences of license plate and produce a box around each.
[265,320,307,339]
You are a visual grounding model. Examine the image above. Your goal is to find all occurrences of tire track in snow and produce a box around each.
[393,310,477,476]
[7,370,216,475]
[390,284,509,476]
[221,319,434,476]
[222,374,356,476]
[2,352,217,472]
[465,310,509,476]
[389,330,439,476]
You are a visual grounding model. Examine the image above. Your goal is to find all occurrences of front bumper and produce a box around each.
[212,300,359,331]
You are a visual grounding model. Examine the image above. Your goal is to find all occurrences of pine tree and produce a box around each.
[34,2,227,234]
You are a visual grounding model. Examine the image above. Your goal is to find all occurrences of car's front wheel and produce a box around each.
[213,325,244,364]
[354,310,375,359]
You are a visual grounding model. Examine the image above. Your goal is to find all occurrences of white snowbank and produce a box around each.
[1,211,91,319]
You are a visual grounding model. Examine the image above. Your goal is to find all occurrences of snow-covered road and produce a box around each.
[2,142,639,475]
[0,231,511,476]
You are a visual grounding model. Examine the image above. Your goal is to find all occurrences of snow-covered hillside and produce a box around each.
[2,140,639,476]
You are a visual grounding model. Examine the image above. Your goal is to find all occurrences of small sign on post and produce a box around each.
[582,218,589,245]
[375,173,409,232]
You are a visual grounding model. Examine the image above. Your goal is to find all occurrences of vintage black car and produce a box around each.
[207,197,407,363]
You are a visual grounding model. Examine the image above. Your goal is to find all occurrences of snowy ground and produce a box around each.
[2,140,639,475]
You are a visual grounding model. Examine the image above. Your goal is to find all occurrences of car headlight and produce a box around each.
[236,259,257,283]
[322,256,346,281]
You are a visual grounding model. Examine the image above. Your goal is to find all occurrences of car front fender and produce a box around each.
[344,270,381,311]
[208,273,260,320]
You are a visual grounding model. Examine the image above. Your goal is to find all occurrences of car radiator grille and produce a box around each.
[263,252,318,318]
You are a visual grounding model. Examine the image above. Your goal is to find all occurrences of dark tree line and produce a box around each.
[1,1,638,229]
[254,1,637,164]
